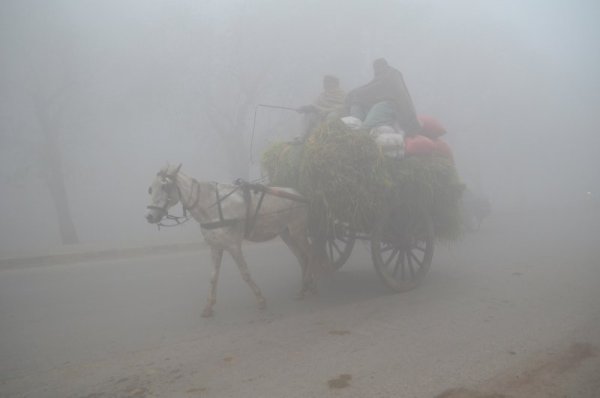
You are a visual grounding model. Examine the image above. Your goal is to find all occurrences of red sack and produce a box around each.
[431,139,454,163]
[418,115,446,138]
[405,135,436,155]
[405,135,455,163]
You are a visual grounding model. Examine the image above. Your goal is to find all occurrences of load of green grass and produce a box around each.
[261,120,464,241]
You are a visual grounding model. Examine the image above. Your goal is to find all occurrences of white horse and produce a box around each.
[146,164,323,317]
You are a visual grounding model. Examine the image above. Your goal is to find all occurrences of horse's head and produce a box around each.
[146,164,182,224]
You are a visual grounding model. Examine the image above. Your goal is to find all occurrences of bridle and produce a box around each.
[154,176,243,231]
[147,175,193,229]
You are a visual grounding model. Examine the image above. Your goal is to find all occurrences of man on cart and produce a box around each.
[297,75,346,137]
[346,58,421,135]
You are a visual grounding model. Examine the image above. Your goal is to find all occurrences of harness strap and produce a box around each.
[216,184,225,222]
[173,184,187,217]
[199,182,241,230]
[200,219,239,230]
[179,178,201,217]
[244,186,267,238]
[188,180,201,210]
[198,181,306,232]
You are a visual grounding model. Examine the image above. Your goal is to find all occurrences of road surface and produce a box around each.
[1,206,599,397]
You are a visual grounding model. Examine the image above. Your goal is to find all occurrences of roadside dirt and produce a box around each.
[436,342,600,398]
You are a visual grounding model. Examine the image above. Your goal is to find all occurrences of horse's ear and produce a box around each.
[174,164,182,174]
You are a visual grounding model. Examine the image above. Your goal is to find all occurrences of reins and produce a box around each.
[157,213,191,230]
[147,201,191,230]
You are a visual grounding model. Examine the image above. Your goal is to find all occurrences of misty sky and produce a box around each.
[1,0,599,251]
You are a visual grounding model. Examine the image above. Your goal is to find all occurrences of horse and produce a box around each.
[145,164,323,317]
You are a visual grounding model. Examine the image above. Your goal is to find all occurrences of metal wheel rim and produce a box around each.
[371,209,434,292]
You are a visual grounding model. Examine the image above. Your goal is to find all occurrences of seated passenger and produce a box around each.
[347,58,420,135]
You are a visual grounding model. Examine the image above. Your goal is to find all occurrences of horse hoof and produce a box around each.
[201,308,214,318]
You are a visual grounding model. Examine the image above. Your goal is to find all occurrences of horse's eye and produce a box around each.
[148,187,152,194]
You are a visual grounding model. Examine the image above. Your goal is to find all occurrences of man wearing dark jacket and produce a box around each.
[347,58,420,135]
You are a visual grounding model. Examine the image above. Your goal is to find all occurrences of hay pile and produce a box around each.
[261,120,464,240]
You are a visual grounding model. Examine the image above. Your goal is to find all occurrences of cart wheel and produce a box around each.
[371,208,434,292]
[327,220,356,270]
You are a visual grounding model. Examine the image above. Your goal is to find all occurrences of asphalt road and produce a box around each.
[1,206,599,398]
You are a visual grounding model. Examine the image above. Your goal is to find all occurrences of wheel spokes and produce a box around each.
[413,244,426,253]
[331,240,342,255]
[384,248,399,267]
[380,243,395,254]
[327,222,356,270]
[407,252,415,279]
[409,250,424,267]
[372,211,434,292]
[393,251,403,276]
[327,241,334,260]
[380,243,424,283]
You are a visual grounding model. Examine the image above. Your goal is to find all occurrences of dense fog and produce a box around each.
[1,0,599,251]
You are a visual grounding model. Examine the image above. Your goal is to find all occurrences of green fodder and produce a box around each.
[299,121,389,230]
[261,121,464,240]
[261,141,305,188]
[385,156,464,241]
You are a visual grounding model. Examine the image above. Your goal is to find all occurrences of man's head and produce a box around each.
[323,75,340,91]
[373,58,389,77]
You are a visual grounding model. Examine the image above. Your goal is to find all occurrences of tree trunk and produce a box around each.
[46,167,79,244]
[34,95,80,245]
[44,128,79,244]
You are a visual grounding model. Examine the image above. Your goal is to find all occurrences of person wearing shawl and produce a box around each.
[347,58,420,135]
[298,75,346,136]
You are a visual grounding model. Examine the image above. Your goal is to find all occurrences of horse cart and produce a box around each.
[145,122,460,316]
[262,122,462,294]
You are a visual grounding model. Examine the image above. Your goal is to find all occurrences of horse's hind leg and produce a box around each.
[280,228,312,299]
[202,246,223,318]
[228,246,267,310]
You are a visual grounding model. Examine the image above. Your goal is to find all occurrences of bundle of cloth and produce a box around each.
[351,114,454,163]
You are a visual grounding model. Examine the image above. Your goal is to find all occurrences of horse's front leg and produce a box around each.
[228,245,266,310]
[202,246,223,318]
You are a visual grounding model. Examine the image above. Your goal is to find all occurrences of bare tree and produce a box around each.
[0,4,83,245]
[31,86,79,244]
[193,4,288,179]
